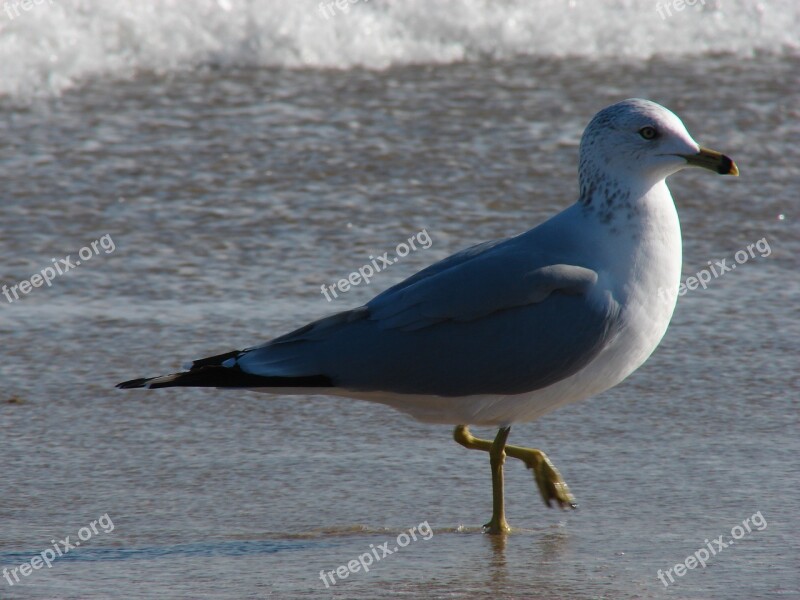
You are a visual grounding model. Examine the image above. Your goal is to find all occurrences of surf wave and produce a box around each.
[0,0,797,98]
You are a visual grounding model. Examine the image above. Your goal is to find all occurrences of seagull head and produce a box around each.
[578,98,738,193]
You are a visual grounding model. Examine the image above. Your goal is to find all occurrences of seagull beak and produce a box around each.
[679,147,739,176]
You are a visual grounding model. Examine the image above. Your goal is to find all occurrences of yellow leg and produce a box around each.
[454,425,577,513]
[485,427,512,534]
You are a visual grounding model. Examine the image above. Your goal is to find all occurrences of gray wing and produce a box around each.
[234,234,622,396]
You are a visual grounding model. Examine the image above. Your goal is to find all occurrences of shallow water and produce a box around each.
[1,2,799,599]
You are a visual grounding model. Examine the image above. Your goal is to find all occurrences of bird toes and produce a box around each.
[532,455,578,510]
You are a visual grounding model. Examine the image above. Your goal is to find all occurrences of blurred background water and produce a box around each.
[0,1,798,598]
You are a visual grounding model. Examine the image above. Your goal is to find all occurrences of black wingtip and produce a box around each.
[116,378,152,389]
[116,367,335,390]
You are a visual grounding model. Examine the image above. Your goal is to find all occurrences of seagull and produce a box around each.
[118,99,738,534]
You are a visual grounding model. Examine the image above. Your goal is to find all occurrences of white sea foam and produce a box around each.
[0,0,797,99]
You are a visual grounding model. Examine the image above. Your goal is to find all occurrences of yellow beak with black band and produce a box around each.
[679,147,739,176]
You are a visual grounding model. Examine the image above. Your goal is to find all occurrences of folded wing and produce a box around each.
[230,236,621,396]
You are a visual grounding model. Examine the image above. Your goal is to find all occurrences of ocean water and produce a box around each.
[1,1,799,599]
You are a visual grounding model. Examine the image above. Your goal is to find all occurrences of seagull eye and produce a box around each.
[639,126,658,140]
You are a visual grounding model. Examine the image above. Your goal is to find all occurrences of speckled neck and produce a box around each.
[578,168,636,225]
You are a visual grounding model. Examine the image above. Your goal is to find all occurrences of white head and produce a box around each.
[578,98,737,203]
